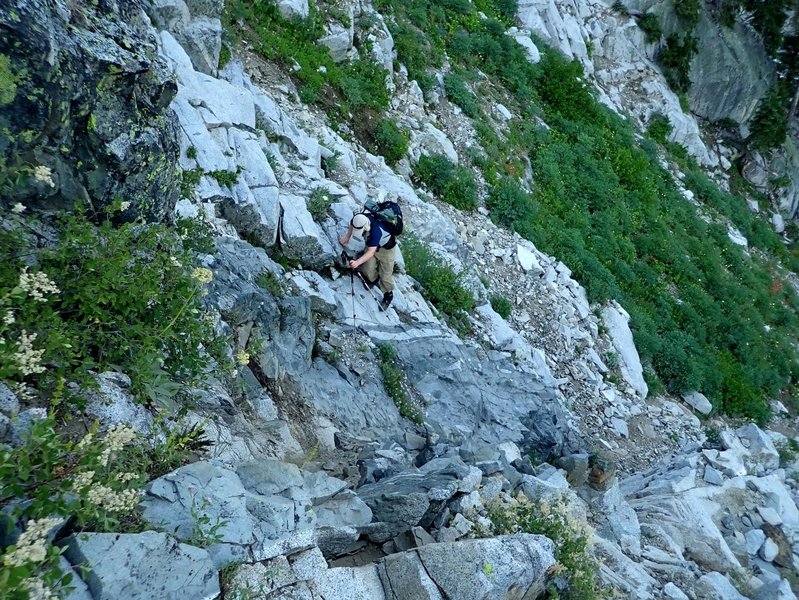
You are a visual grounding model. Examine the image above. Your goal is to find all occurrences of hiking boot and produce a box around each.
[380,291,393,311]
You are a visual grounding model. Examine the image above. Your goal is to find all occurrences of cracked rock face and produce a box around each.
[0,0,181,220]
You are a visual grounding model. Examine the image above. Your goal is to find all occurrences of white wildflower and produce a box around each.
[3,517,60,567]
[3,310,14,325]
[18,268,60,302]
[22,577,58,600]
[235,350,250,365]
[72,471,95,491]
[115,472,137,483]
[191,267,213,284]
[32,165,55,188]
[11,202,26,214]
[87,485,142,512]
[75,432,94,451]
[170,256,182,267]
[119,201,131,211]
[14,330,46,375]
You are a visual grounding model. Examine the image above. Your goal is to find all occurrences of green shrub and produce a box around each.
[208,169,239,188]
[256,271,284,297]
[637,13,662,43]
[673,0,701,27]
[487,177,536,230]
[307,187,333,221]
[490,495,602,599]
[377,343,421,423]
[1,205,220,409]
[658,33,698,92]
[747,85,789,152]
[413,153,478,211]
[646,112,672,144]
[444,72,482,118]
[490,294,512,319]
[374,118,409,165]
[402,235,475,333]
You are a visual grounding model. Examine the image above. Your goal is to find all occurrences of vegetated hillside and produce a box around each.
[224,0,799,422]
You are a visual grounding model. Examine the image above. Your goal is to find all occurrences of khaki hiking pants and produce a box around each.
[361,246,395,294]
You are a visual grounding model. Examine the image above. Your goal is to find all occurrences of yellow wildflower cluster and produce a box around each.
[3,517,61,568]
[191,267,213,284]
[235,350,251,365]
[18,268,60,302]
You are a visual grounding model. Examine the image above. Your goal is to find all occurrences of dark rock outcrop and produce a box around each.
[0,0,180,220]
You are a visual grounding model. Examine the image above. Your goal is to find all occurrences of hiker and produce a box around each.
[339,210,397,310]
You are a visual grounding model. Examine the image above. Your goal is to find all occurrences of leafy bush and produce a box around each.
[486,177,536,231]
[374,118,409,165]
[402,235,475,333]
[1,205,220,409]
[658,33,698,92]
[673,0,701,27]
[377,343,421,423]
[747,85,789,152]
[490,294,512,319]
[413,153,478,211]
[646,112,672,144]
[307,187,333,221]
[636,13,662,43]
[490,495,602,599]
[444,72,482,119]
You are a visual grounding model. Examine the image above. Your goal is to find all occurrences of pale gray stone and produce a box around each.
[703,465,724,486]
[682,391,713,415]
[745,528,766,555]
[694,572,748,600]
[601,302,647,398]
[277,0,308,20]
[63,532,219,600]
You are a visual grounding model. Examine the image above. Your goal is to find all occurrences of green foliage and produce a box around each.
[1,206,219,409]
[776,439,799,467]
[444,72,482,119]
[256,270,284,298]
[489,294,512,319]
[187,495,228,548]
[307,187,333,221]
[673,0,701,27]
[490,496,602,599]
[0,414,201,599]
[208,169,239,188]
[636,13,662,43]
[402,235,475,333]
[413,153,478,211]
[180,168,204,199]
[486,177,536,232]
[218,43,232,70]
[186,146,198,159]
[223,0,389,125]
[0,53,17,106]
[658,33,698,92]
[747,85,789,152]
[612,0,628,14]
[376,343,422,423]
[646,112,672,144]
[374,118,409,165]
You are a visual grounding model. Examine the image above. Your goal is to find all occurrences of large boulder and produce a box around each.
[62,531,219,600]
[378,534,555,600]
[0,0,181,220]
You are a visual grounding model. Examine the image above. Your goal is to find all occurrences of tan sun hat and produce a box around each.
[351,213,370,238]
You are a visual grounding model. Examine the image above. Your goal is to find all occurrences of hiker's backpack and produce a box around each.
[364,199,403,237]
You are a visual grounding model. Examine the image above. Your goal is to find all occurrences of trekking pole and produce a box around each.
[341,249,383,305]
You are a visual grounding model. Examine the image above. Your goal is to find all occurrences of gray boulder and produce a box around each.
[62,531,219,600]
[378,534,555,600]
[280,193,336,269]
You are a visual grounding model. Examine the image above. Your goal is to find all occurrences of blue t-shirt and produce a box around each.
[365,216,395,249]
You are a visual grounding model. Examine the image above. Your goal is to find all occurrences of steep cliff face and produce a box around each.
[630,0,774,123]
[0,0,180,220]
